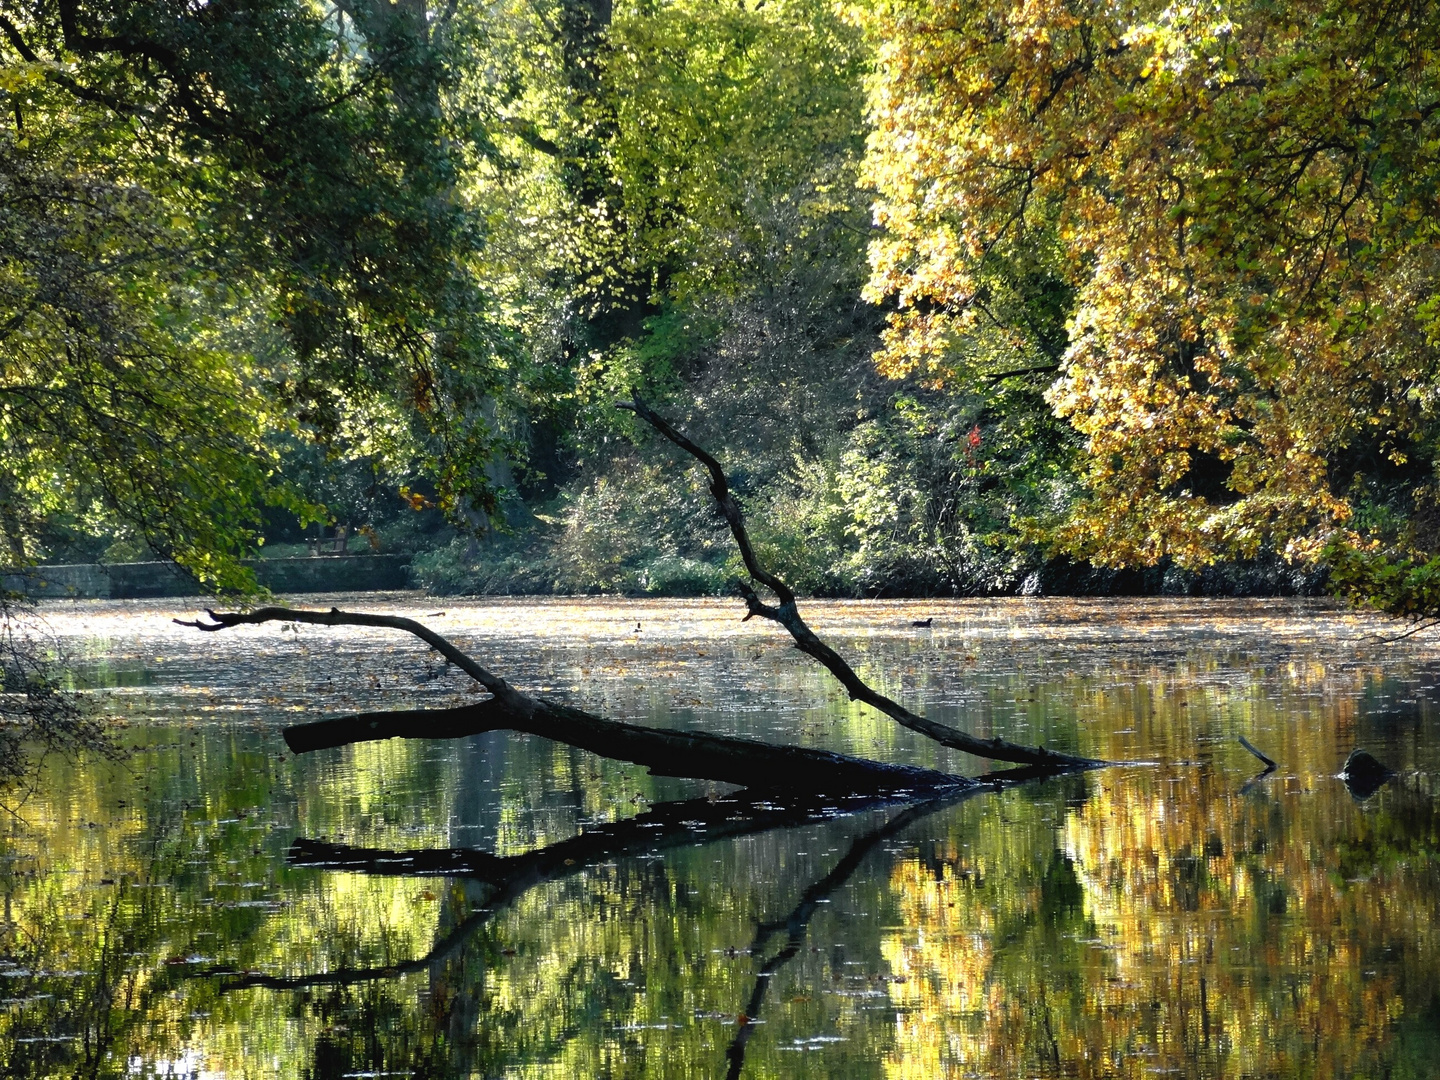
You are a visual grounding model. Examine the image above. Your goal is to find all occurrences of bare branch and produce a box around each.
[617,396,795,606]
[984,363,1061,382]
[622,394,1100,770]
[180,606,971,794]
[1371,617,1440,644]
[176,606,527,713]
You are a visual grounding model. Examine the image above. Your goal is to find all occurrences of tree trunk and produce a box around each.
[284,696,965,794]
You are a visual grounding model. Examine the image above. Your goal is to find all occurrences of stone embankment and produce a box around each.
[3,556,411,599]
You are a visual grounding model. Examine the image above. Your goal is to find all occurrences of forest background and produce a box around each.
[3,0,1439,613]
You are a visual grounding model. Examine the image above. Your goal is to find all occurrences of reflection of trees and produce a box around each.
[0,835,201,1080]
[222,792,898,988]
[881,766,1440,1078]
[9,630,1439,1080]
[212,789,975,1078]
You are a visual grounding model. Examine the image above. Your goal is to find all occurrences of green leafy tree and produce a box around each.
[0,0,539,580]
[0,74,281,585]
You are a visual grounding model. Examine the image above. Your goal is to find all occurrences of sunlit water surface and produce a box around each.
[4,595,1439,1078]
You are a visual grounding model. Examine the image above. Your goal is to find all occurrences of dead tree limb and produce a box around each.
[178,607,970,794]
[178,606,532,713]
[285,698,961,792]
[619,394,1099,769]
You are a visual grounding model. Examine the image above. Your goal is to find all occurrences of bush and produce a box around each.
[1,598,116,793]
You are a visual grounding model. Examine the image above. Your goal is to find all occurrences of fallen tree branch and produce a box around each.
[619,393,1099,769]
[179,607,970,794]
[1372,617,1440,644]
[285,697,963,792]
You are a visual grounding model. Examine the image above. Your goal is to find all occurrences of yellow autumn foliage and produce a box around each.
[858,0,1440,567]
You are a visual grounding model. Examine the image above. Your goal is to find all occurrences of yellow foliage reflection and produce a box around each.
[882,766,1440,1078]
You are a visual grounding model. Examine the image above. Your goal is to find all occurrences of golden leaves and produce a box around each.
[858,0,1440,567]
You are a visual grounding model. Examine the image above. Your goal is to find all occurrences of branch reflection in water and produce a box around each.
[206,787,979,1077]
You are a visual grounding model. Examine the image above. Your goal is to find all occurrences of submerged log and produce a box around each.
[1341,748,1393,799]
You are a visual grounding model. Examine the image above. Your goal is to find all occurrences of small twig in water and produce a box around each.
[1238,735,1277,773]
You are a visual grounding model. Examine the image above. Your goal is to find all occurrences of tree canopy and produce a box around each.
[859,0,1440,578]
[1,0,518,587]
[2,0,1438,610]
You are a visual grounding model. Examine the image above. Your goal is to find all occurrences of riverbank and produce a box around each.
[3,555,411,599]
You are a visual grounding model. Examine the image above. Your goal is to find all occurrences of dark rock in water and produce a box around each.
[1341,748,1393,799]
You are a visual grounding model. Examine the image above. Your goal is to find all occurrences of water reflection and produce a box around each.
[2,597,1439,1078]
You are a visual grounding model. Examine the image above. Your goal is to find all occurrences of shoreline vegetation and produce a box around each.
[407,537,1332,600]
[3,0,1438,626]
[9,545,1329,601]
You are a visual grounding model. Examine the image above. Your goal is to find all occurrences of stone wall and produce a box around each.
[3,556,412,599]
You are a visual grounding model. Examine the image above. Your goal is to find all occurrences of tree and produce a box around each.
[0,58,285,584]
[859,0,1440,574]
[0,0,532,785]
[0,0,525,581]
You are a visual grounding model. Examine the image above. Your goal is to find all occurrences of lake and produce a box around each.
[3,595,1439,1078]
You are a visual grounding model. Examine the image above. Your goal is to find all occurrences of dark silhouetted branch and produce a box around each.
[1238,735,1277,773]
[180,607,970,794]
[178,606,530,711]
[285,697,965,793]
[983,363,1061,382]
[620,394,1100,770]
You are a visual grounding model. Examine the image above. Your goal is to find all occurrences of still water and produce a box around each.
[3,595,1439,1078]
